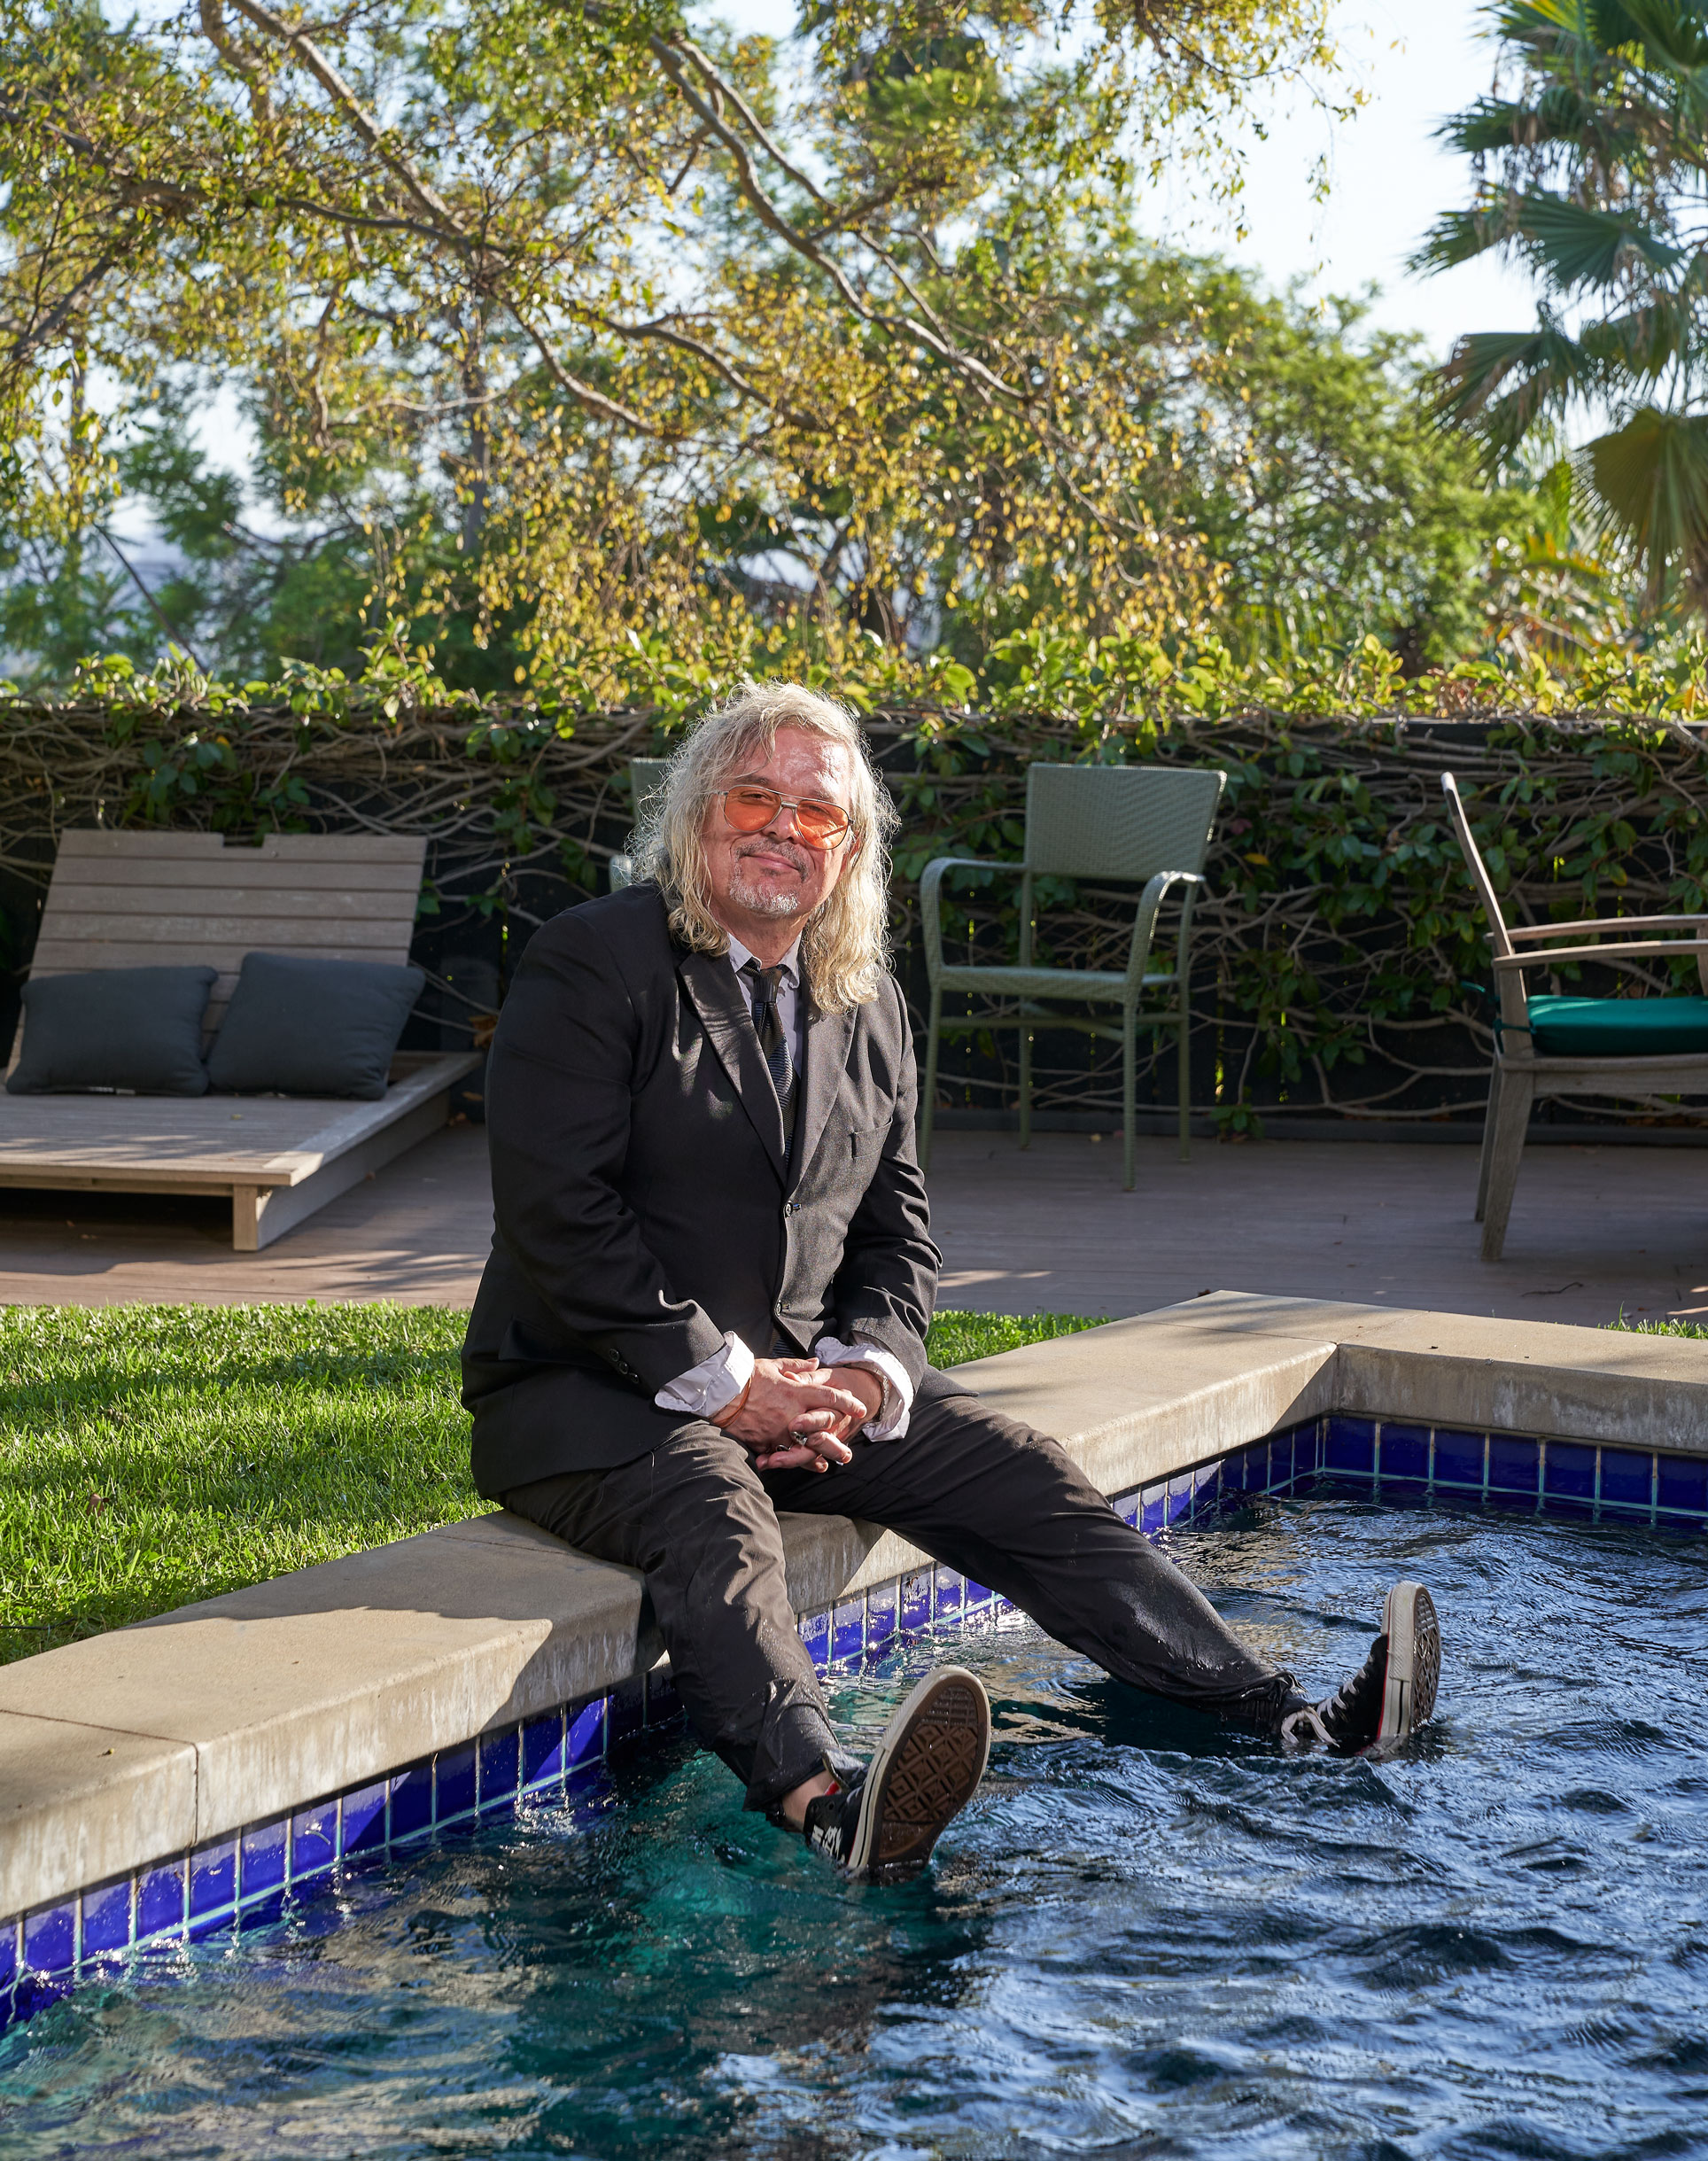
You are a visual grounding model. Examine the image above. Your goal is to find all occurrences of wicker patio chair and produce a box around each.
[919,763,1226,1191]
[1443,770,1708,1260]
[609,758,671,891]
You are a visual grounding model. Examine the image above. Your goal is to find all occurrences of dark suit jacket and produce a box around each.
[462,882,949,1493]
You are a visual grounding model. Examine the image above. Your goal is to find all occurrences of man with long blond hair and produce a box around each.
[462,682,1440,1879]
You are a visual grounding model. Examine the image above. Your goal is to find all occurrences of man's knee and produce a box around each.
[507,1421,787,1578]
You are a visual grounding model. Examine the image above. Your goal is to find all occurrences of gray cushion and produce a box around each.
[206,952,424,1100]
[6,966,215,1096]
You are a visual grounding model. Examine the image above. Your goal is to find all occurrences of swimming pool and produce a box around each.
[4,1488,1704,2157]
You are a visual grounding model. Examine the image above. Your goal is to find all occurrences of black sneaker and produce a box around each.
[804,1665,991,1878]
[1280,1582,1440,1753]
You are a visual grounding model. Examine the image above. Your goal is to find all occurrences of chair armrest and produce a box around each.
[1125,871,1206,987]
[1494,940,1708,969]
[919,855,1027,982]
[1507,915,1708,941]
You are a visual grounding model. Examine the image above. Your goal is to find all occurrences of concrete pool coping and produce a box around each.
[6,1289,1708,1923]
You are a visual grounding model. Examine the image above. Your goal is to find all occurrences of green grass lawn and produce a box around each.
[0,1304,1105,1665]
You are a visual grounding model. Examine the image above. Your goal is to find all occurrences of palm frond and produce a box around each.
[1434,322,1600,436]
[1614,0,1708,70]
[1584,405,1708,594]
[1441,89,1595,155]
[1517,188,1684,288]
[1409,201,1521,277]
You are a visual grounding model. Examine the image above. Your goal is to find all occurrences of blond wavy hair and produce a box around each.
[634,680,897,1012]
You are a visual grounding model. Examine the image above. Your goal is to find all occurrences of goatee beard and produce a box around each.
[728,868,804,919]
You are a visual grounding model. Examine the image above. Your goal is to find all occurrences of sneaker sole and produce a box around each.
[847,1665,991,1878]
[1379,1582,1440,1744]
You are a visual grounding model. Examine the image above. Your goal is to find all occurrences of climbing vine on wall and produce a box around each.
[2,640,1706,1123]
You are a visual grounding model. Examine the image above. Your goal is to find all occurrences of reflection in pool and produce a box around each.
[3,1494,1705,2157]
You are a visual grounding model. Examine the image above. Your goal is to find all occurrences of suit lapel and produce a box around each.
[789,989,855,1196]
[678,949,788,1178]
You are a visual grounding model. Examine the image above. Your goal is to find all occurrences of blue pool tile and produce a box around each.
[240,1817,287,1900]
[79,1877,131,1960]
[831,1596,866,1664]
[1140,1483,1166,1535]
[1658,1454,1708,1519]
[1166,1473,1193,1527]
[1267,1434,1297,1489]
[934,1569,963,1621]
[1192,1462,1222,1515]
[1378,1424,1430,1483]
[341,1782,389,1856]
[1488,1434,1541,1502]
[236,1891,285,1934]
[900,1572,932,1634]
[1600,1449,1654,1514]
[189,1836,237,1919]
[434,1748,477,1823]
[866,1578,897,1650]
[388,1761,434,1841]
[479,1726,520,1808]
[646,1664,681,1725]
[567,1698,607,1770]
[1433,1429,1486,1491]
[0,1916,17,1993]
[14,1971,71,2018]
[521,1709,567,1790]
[1238,1444,1269,1492]
[963,1578,992,1613]
[137,1857,186,1938]
[291,1802,338,1883]
[1117,1489,1140,1527]
[798,1608,830,1667]
[24,1902,75,1978]
[1324,1416,1377,1476]
[1543,1440,1596,1504]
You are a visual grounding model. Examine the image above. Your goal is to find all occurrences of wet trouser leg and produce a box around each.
[505,1422,862,1814]
[768,1387,1287,1723]
[505,1382,1291,1815]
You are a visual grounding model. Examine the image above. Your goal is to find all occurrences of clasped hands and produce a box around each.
[711,1355,884,1473]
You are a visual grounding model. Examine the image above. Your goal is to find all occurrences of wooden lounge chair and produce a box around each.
[1443,772,1708,1260]
[0,829,481,1250]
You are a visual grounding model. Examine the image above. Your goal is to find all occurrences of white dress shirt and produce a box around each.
[652,937,914,1440]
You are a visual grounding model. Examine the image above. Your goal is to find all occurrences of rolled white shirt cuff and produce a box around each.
[655,1331,756,1421]
[813,1334,912,1440]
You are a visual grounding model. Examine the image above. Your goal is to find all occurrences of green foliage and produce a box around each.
[1423,0,1708,617]
[7,629,1708,1128]
[0,0,1344,688]
[0,1302,1101,1662]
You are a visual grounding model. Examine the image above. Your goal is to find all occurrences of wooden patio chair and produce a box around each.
[918,762,1226,1191]
[0,829,480,1250]
[1442,770,1708,1260]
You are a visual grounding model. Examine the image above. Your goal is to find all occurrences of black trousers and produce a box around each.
[505,1389,1288,1812]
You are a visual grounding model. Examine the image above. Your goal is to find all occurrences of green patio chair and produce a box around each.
[1443,770,1708,1260]
[609,758,672,891]
[919,762,1226,1191]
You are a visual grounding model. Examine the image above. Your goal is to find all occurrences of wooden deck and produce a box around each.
[0,1124,1700,1328]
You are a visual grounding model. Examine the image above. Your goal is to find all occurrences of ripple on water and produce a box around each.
[1,1499,1706,2160]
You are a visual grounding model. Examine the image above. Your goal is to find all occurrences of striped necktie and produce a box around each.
[740,959,796,1145]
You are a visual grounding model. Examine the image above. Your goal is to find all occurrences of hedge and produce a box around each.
[4,637,1708,1128]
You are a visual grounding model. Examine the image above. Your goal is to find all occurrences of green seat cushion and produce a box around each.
[1526,993,1708,1058]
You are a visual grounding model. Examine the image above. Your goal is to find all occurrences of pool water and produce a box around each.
[4,1493,1707,2158]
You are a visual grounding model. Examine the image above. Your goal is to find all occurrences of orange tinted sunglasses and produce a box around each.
[718,786,853,849]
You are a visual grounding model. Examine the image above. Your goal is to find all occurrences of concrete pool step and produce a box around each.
[6,1292,1708,1924]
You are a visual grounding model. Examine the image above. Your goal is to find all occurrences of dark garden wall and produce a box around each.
[4,687,1706,1133]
